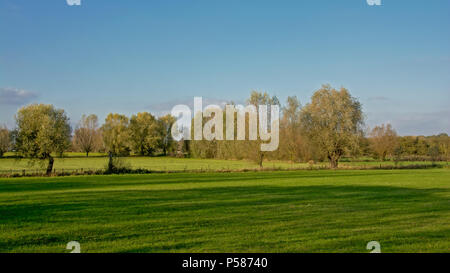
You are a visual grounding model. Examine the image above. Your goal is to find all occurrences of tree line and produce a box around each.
[72,112,176,157]
[189,85,449,167]
[0,84,448,175]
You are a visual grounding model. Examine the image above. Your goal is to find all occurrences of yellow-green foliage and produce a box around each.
[15,104,71,159]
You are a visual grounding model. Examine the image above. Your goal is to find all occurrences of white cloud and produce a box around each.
[0,87,38,105]
[367,110,450,136]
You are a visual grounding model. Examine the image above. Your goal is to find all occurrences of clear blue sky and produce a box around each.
[1,0,449,135]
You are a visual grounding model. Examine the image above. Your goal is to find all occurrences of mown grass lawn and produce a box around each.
[0,169,449,253]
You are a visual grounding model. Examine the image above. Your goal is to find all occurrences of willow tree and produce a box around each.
[15,104,71,175]
[129,112,160,156]
[300,85,364,168]
[101,113,130,173]
[158,114,176,156]
[101,113,130,156]
[0,126,10,157]
[279,96,305,162]
[368,123,398,161]
[247,91,280,167]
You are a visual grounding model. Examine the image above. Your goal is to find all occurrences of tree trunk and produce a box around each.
[259,153,264,168]
[329,155,339,169]
[86,151,89,157]
[330,159,338,169]
[46,156,54,176]
[108,152,113,173]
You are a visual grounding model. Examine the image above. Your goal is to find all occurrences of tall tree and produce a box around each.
[0,126,10,157]
[247,90,280,167]
[300,85,364,168]
[158,115,176,156]
[15,104,71,175]
[279,96,304,162]
[129,112,160,156]
[73,114,102,157]
[247,91,280,167]
[368,123,398,161]
[101,113,130,156]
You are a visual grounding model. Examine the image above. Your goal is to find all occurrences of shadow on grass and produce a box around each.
[1,171,449,252]
[1,184,448,224]
[0,170,421,193]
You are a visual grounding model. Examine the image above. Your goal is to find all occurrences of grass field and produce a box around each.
[0,169,449,253]
[0,157,314,174]
[0,156,445,175]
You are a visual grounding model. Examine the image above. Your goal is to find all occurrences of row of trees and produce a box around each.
[74,113,176,157]
[188,85,449,166]
[1,84,449,175]
[364,126,449,162]
[190,85,365,168]
[0,106,177,175]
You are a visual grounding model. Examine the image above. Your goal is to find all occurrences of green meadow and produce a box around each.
[0,169,449,253]
[0,156,311,174]
[0,155,444,175]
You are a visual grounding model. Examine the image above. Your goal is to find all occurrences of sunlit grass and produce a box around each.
[0,155,445,175]
[0,169,448,253]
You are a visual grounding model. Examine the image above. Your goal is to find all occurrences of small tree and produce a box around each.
[368,123,398,161]
[102,113,130,157]
[158,115,176,156]
[428,145,440,165]
[15,104,71,175]
[129,112,160,156]
[0,126,10,157]
[393,146,403,167]
[300,85,364,168]
[73,114,102,157]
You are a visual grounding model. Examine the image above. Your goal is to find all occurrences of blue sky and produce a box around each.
[0,0,449,135]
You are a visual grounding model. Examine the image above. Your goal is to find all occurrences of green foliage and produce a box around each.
[129,112,160,156]
[300,85,364,168]
[101,113,130,156]
[395,135,450,161]
[14,104,71,174]
[158,114,176,156]
[0,126,10,157]
[428,145,440,163]
[190,91,282,167]
[278,96,311,162]
[104,156,132,174]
